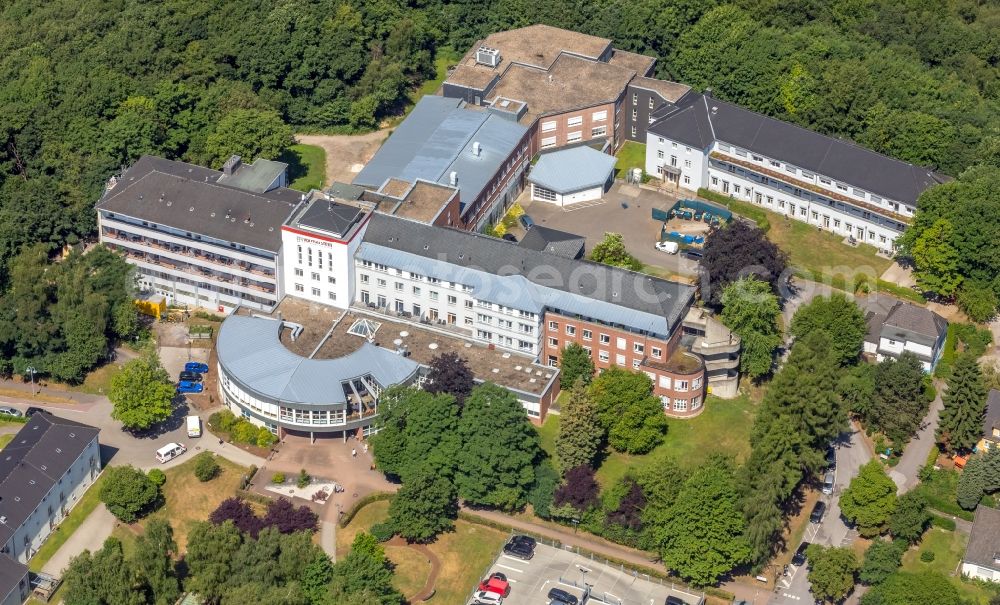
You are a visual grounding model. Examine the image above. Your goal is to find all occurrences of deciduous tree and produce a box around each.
[423,352,474,407]
[588,367,668,454]
[109,350,175,431]
[721,277,782,379]
[100,465,160,523]
[859,539,906,585]
[210,497,264,537]
[888,492,930,544]
[869,353,932,446]
[700,220,788,306]
[860,571,962,605]
[555,383,603,472]
[559,343,595,387]
[840,460,898,537]
[553,464,600,511]
[204,109,293,166]
[133,519,181,605]
[805,545,859,604]
[388,466,457,543]
[589,232,642,271]
[790,294,866,366]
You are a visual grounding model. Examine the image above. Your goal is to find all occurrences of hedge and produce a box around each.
[697,188,770,232]
[338,492,394,527]
[930,515,957,531]
[0,414,29,425]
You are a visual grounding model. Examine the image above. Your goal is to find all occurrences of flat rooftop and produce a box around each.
[285,192,369,240]
[608,48,656,75]
[388,181,457,223]
[245,298,554,396]
[631,76,692,103]
[489,54,636,124]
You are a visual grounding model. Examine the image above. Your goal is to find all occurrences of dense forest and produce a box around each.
[0,0,998,374]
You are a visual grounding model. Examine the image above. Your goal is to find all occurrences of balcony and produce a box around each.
[117,247,277,296]
[105,229,275,280]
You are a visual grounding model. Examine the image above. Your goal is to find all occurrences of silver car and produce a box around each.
[0,406,22,417]
[822,471,835,495]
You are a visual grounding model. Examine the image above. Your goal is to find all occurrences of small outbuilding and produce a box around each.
[528,146,616,207]
[962,505,1000,582]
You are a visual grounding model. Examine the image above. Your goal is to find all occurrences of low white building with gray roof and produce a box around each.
[861,295,948,372]
[527,146,617,206]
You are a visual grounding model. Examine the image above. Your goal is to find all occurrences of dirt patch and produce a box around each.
[296,130,392,185]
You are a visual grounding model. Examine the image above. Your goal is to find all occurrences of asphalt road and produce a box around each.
[771,423,873,605]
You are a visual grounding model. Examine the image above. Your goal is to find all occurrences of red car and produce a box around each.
[478,573,510,597]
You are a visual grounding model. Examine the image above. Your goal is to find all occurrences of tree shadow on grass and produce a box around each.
[277,147,308,185]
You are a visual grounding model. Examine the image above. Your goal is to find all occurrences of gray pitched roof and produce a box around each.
[984,390,1000,442]
[862,296,947,348]
[97,155,304,252]
[649,93,948,204]
[518,225,585,259]
[354,96,527,215]
[0,413,99,545]
[527,146,616,194]
[0,555,27,603]
[215,158,288,193]
[288,196,368,240]
[964,506,1000,570]
[358,213,694,338]
[216,315,420,407]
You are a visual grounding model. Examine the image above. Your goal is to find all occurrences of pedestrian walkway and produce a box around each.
[40,505,116,576]
[320,520,337,562]
[890,381,945,493]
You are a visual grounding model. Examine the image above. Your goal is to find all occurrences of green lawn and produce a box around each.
[767,211,892,278]
[615,141,647,178]
[71,362,124,395]
[29,473,108,572]
[901,528,995,604]
[537,413,560,461]
[0,434,13,449]
[281,143,326,192]
[595,394,756,487]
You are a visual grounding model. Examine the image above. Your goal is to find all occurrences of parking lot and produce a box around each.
[477,541,703,605]
[516,183,700,278]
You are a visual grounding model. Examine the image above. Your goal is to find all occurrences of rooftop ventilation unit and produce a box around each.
[472,141,481,157]
[476,46,501,67]
[449,171,458,186]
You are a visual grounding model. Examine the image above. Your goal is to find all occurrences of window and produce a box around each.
[801,171,814,179]
[836,182,848,191]
[616,354,626,365]
[634,343,644,354]
[541,121,556,132]
[328,292,336,300]
[541,136,557,149]
[376,278,386,288]
[632,92,637,104]
[567,116,582,127]
[734,184,741,194]
[328,276,335,284]
[770,160,781,168]
[548,337,559,348]
[632,359,642,369]
[691,396,702,410]
[582,329,592,341]
[711,176,718,186]
[785,164,797,174]
[311,287,320,296]
[651,347,661,358]
[673,399,688,412]
[657,150,664,159]
[683,175,691,185]
[752,154,763,162]
[395,281,404,291]
[447,295,457,305]
[412,286,421,296]
[465,300,473,309]
[429,291,439,301]
[548,320,558,330]
[294,268,303,277]
[294,283,304,292]
[631,108,637,120]
[599,350,609,363]
[811,211,819,220]
[658,375,672,389]
[684,159,691,168]
[600,334,610,344]
[592,110,607,122]
[591,125,607,137]
[631,125,636,137]
[616,337,626,349]
[566,325,576,336]
[676,380,689,392]
[360,273,369,284]
[566,131,582,144]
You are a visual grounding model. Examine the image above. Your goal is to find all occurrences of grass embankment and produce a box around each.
[281,143,327,192]
[0,434,13,449]
[29,473,109,573]
[338,499,506,604]
[537,394,757,488]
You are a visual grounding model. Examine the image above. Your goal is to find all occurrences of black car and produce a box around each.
[502,233,518,243]
[826,445,837,470]
[547,587,579,605]
[792,541,810,566]
[510,534,536,550]
[179,371,203,382]
[25,407,45,417]
[503,540,533,560]
[666,597,686,605]
[682,249,703,261]
[809,501,826,524]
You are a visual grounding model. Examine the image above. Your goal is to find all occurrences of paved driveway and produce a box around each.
[517,183,700,277]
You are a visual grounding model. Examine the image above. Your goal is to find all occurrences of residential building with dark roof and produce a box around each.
[861,295,948,372]
[0,555,28,605]
[0,413,100,566]
[962,506,1000,582]
[977,390,1000,453]
[646,92,948,252]
[97,154,304,313]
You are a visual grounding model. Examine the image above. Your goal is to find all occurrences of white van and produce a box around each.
[186,415,202,438]
[655,241,679,254]
[155,442,187,463]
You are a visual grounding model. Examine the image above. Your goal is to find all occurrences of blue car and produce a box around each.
[177,380,204,394]
[185,362,209,374]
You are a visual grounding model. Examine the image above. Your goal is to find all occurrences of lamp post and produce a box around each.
[25,366,36,396]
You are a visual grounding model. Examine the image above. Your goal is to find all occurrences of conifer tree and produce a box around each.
[937,353,987,453]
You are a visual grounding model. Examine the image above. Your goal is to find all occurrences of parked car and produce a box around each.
[822,472,835,495]
[809,501,826,524]
[471,590,503,605]
[24,407,44,417]
[479,573,510,597]
[792,541,810,566]
[510,535,536,550]
[666,597,687,605]
[177,380,203,394]
[682,249,704,261]
[0,406,22,417]
[501,233,518,243]
[655,241,679,254]
[185,362,210,374]
[155,442,187,463]
[179,371,203,382]
[826,445,837,469]
[502,540,533,560]
[519,214,535,230]
[547,588,579,605]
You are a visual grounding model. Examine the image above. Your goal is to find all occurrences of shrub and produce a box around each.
[370,522,395,542]
[262,497,318,533]
[930,515,957,531]
[311,489,328,502]
[920,550,935,562]
[272,472,286,484]
[232,419,258,444]
[212,409,238,432]
[255,426,276,448]
[147,468,166,487]
[193,452,220,482]
[100,465,160,523]
[297,468,311,489]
